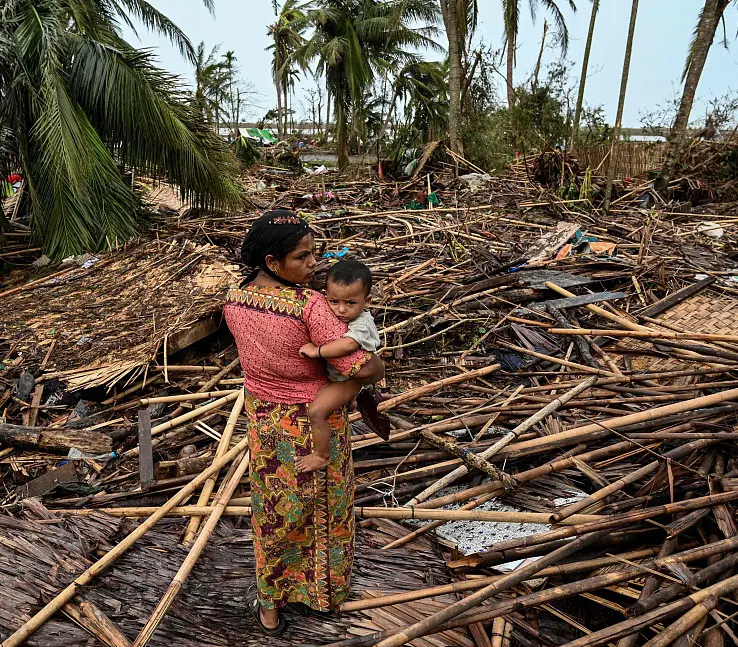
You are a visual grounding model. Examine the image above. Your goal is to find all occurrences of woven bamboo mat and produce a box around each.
[657,294,738,336]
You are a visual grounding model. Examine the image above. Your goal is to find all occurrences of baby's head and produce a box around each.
[325,260,372,323]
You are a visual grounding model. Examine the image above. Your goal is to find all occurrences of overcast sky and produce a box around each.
[122,0,738,126]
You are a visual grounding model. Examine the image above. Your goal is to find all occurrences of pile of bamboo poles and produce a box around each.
[4,155,738,647]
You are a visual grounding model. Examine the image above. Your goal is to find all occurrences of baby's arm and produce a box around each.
[300,337,360,359]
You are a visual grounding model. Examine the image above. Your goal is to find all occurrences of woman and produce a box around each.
[224,210,385,635]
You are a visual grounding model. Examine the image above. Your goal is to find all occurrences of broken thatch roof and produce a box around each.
[0,502,470,647]
[1,236,239,391]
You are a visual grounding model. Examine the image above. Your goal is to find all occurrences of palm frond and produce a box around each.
[66,38,243,210]
[107,0,197,62]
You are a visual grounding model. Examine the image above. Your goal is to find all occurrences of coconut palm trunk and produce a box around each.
[441,0,464,155]
[506,31,516,109]
[275,50,283,140]
[570,0,599,153]
[603,0,639,213]
[654,0,727,194]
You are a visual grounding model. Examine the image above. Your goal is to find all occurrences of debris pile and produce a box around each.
[2,148,738,646]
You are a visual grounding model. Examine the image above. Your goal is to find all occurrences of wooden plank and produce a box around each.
[638,276,716,318]
[138,409,155,488]
[16,461,78,499]
[167,317,218,354]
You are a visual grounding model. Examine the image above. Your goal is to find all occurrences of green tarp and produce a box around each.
[244,128,277,144]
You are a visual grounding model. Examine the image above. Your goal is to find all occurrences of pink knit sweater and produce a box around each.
[224,284,371,404]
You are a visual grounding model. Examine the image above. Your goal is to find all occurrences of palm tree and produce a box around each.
[0,0,241,259]
[654,0,731,193]
[440,0,463,155]
[603,0,639,212]
[379,60,448,143]
[303,0,440,168]
[194,41,227,127]
[570,0,599,153]
[267,0,309,140]
[501,0,577,110]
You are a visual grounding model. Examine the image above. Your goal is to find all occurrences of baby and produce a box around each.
[297,260,380,473]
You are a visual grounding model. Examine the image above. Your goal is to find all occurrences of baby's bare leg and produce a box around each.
[296,380,362,473]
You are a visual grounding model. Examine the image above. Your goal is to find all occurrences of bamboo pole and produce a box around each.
[559,573,738,647]
[170,357,241,418]
[374,531,610,647]
[507,386,738,458]
[406,377,599,506]
[483,376,597,464]
[550,438,715,523]
[355,507,602,524]
[1,436,250,647]
[548,328,738,344]
[139,390,238,405]
[61,506,597,524]
[341,546,659,612]
[131,450,250,647]
[183,389,245,544]
[348,363,500,424]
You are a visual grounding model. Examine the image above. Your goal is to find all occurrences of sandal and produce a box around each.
[249,596,288,637]
[356,389,391,441]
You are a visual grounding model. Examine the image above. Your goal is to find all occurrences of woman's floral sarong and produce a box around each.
[244,393,355,611]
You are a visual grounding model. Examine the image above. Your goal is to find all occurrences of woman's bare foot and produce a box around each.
[260,607,279,630]
[295,452,331,473]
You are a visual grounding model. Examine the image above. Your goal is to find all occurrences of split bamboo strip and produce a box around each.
[374,530,610,647]
[379,285,507,335]
[1,436,250,647]
[131,450,250,647]
[183,389,245,544]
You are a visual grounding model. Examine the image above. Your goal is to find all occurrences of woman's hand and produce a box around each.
[353,355,385,386]
[300,343,320,359]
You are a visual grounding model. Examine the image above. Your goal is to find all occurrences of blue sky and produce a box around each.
[123,1,738,126]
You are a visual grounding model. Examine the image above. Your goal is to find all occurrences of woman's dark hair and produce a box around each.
[326,260,372,295]
[240,210,312,283]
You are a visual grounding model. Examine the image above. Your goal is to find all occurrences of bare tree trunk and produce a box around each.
[533,20,548,91]
[275,49,283,140]
[283,82,289,138]
[571,0,600,153]
[441,0,464,156]
[654,0,725,193]
[505,30,515,110]
[325,83,331,142]
[378,85,400,144]
[336,94,350,169]
[603,0,639,213]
